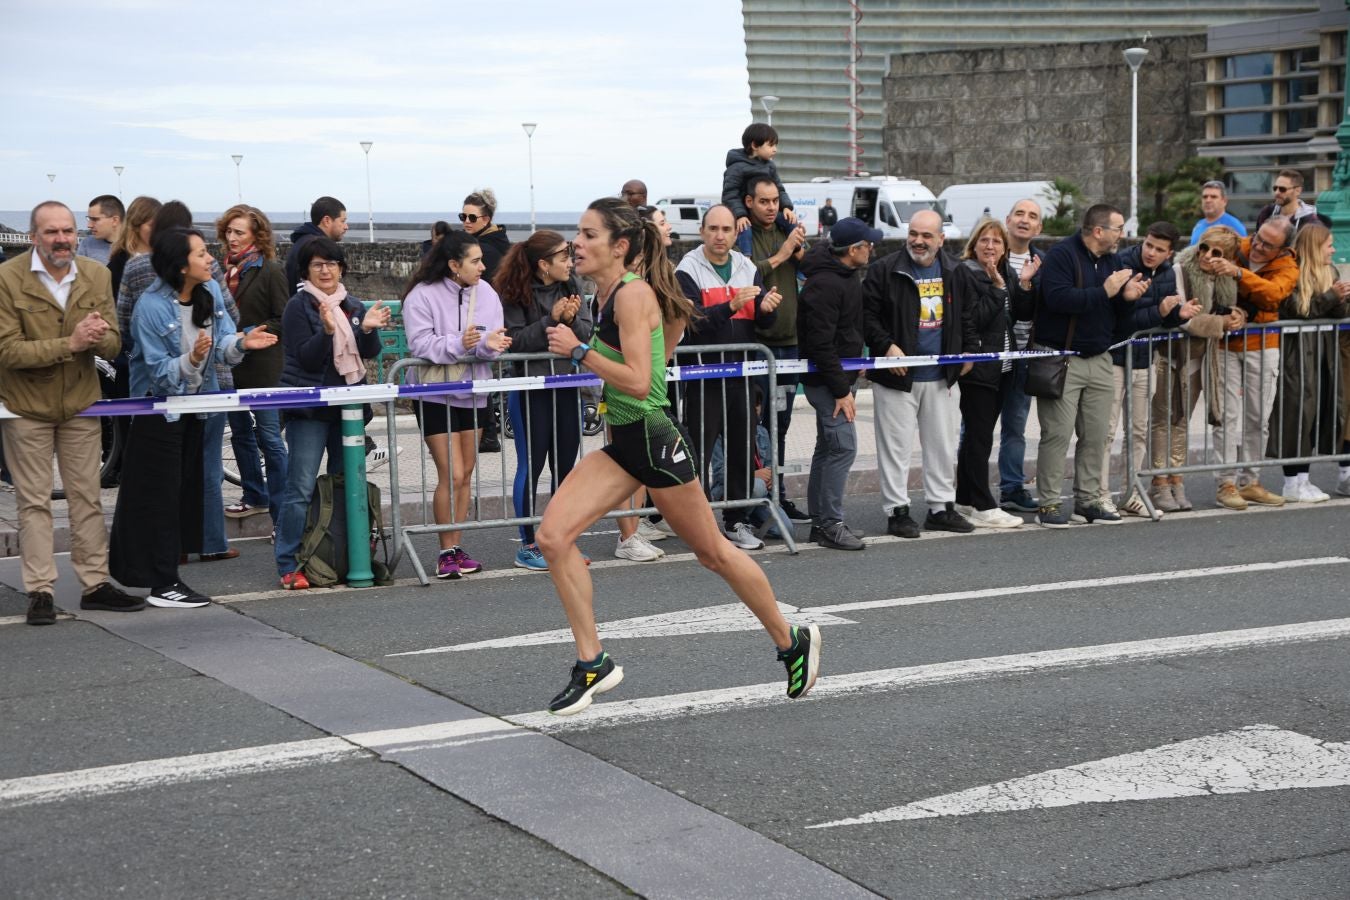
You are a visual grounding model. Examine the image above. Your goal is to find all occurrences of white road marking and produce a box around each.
[810,724,1350,828]
[811,557,1349,615]
[0,738,363,810]
[345,717,520,749]
[505,618,1350,733]
[387,602,857,656]
[384,557,1347,656]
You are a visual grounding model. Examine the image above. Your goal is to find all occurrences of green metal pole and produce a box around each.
[1313,3,1350,264]
[341,404,375,587]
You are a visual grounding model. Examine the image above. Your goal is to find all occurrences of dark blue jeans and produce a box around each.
[998,360,1033,496]
[228,408,289,525]
[274,416,343,577]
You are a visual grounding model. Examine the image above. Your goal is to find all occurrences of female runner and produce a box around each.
[536,198,821,715]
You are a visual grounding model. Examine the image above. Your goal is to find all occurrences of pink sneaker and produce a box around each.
[436,550,461,580]
[452,546,482,574]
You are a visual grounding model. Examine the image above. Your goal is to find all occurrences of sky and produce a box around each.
[0,0,751,217]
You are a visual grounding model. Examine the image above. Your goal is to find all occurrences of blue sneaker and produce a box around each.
[514,543,549,571]
[1035,503,1072,529]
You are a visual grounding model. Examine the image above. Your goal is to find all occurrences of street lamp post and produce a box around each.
[114,166,124,199]
[521,123,537,234]
[360,141,375,244]
[1312,1,1350,263]
[231,154,243,202]
[1123,47,1149,238]
[760,95,779,127]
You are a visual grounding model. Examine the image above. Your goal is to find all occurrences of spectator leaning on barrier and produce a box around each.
[1147,227,1247,514]
[1206,215,1299,511]
[677,204,781,552]
[1190,181,1247,246]
[1033,203,1149,528]
[109,227,277,609]
[997,199,1046,515]
[1106,221,1194,518]
[1255,169,1322,233]
[0,201,142,625]
[954,218,1033,530]
[863,208,979,538]
[403,231,511,581]
[495,230,593,572]
[78,194,123,265]
[1270,223,1348,503]
[743,174,811,525]
[797,216,876,551]
[273,238,389,590]
[217,205,290,530]
[284,196,348,290]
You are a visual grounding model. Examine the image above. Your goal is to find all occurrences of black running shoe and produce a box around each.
[777,624,821,699]
[548,654,624,716]
[146,582,211,609]
[81,582,146,612]
[26,591,55,626]
[887,506,921,539]
[780,499,811,522]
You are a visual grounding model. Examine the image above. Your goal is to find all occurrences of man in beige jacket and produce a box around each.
[0,202,142,624]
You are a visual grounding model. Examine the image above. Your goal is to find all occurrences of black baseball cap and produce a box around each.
[830,216,883,248]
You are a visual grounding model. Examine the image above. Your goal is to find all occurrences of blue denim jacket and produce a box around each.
[129,277,245,416]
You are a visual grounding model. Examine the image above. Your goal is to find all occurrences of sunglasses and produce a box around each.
[1273,186,1292,194]
[1196,243,1225,258]
[458,212,486,224]
[547,244,572,260]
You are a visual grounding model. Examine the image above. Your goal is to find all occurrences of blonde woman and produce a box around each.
[1269,223,1349,501]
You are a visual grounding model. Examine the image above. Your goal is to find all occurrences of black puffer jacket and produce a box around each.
[476,228,511,284]
[959,258,1035,390]
[798,241,864,398]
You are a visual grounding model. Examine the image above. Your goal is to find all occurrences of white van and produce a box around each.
[936,181,1056,238]
[783,176,961,241]
[654,195,718,240]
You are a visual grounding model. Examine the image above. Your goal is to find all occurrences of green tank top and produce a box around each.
[589,273,668,426]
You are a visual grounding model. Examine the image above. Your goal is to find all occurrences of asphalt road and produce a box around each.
[2,483,1348,899]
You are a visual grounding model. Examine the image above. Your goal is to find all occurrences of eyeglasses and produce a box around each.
[1098,224,1124,234]
[458,212,486,224]
[1272,186,1292,194]
[1250,233,1279,250]
[309,260,342,271]
[1196,242,1224,258]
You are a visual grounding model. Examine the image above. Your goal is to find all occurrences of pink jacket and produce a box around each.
[403,277,505,408]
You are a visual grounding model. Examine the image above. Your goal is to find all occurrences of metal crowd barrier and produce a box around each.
[1120,317,1350,519]
[383,343,793,585]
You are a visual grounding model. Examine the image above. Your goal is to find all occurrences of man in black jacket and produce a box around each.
[284,197,348,289]
[862,210,979,538]
[1032,204,1149,528]
[798,217,877,550]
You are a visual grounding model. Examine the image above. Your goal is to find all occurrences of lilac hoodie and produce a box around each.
[403,276,505,409]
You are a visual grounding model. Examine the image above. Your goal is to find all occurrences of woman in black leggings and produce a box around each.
[494,231,594,570]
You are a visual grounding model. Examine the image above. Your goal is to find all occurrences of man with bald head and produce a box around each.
[620,180,648,209]
[997,198,1046,513]
[862,208,979,538]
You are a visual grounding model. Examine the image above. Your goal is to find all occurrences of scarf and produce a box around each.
[224,246,262,297]
[302,280,364,385]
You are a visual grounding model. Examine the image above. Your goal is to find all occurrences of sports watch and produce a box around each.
[570,344,590,369]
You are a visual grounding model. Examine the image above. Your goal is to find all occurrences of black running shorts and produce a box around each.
[601,410,699,489]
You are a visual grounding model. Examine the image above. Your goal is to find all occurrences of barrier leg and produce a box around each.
[342,405,375,588]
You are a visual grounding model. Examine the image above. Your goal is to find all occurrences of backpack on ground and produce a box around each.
[296,474,393,587]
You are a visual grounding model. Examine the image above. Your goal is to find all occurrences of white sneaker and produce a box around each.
[1299,481,1330,503]
[1281,482,1303,503]
[367,443,401,471]
[724,521,765,550]
[653,518,678,538]
[1338,471,1350,497]
[1121,493,1163,520]
[635,519,668,542]
[615,534,664,562]
[954,503,975,518]
[967,507,1023,529]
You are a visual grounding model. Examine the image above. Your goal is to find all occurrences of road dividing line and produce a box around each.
[810,557,1349,615]
[0,738,362,810]
[386,557,1348,657]
[506,617,1350,733]
[811,724,1350,828]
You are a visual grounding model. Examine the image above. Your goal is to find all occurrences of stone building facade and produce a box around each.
[881,35,1206,205]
